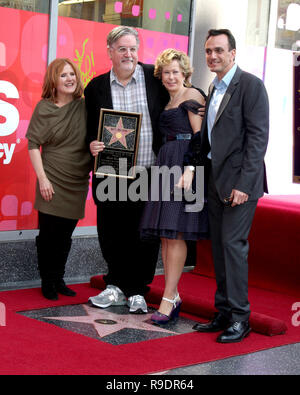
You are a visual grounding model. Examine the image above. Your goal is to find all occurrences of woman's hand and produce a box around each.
[176,167,194,191]
[90,140,105,157]
[28,149,55,202]
[39,176,55,202]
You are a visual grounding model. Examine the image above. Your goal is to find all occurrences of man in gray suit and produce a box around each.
[184,29,269,343]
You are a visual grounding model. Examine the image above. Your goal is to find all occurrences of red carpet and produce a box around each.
[195,195,300,298]
[1,195,299,375]
[89,195,300,374]
[0,280,299,375]
[91,273,297,337]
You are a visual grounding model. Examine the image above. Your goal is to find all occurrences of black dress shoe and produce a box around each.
[193,313,230,333]
[41,282,58,301]
[217,321,251,343]
[55,280,76,297]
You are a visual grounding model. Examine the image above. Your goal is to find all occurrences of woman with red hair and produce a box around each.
[26,58,92,300]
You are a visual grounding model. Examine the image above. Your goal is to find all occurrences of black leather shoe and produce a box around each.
[193,313,230,333]
[55,280,76,297]
[217,321,251,343]
[42,282,58,301]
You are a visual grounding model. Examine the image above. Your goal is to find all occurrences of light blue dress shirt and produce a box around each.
[207,63,238,159]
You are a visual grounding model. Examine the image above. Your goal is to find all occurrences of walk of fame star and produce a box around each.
[43,304,177,339]
[105,117,135,149]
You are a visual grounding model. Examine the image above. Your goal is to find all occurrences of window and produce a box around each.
[58,0,192,35]
[276,0,300,50]
[0,0,48,13]
[246,0,270,47]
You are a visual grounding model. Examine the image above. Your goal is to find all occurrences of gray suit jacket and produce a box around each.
[200,66,269,201]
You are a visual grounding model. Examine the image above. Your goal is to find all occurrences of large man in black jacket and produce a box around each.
[85,26,169,313]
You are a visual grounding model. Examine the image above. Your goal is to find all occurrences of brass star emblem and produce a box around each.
[105,117,135,149]
[43,305,177,339]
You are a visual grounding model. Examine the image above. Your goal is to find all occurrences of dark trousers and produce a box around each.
[95,168,197,297]
[208,174,258,322]
[97,199,159,297]
[94,168,159,297]
[36,212,78,284]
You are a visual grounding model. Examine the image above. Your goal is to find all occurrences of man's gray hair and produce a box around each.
[107,26,140,48]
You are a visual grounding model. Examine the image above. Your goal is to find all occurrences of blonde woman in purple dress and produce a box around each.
[140,49,208,324]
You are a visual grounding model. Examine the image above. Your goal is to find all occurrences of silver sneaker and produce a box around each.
[127,295,148,314]
[89,285,127,308]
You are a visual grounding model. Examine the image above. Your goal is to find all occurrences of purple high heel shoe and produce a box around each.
[151,294,182,325]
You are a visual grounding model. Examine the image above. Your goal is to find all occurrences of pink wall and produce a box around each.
[0,7,189,231]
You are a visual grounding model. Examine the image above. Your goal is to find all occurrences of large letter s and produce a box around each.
[0,81,20,137]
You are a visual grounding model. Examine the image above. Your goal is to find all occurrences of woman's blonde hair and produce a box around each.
[154,49,193,87]
[42,58,83,102]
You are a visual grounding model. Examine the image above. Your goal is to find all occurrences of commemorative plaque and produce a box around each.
[293,52,300,184]
[94,109,142,179]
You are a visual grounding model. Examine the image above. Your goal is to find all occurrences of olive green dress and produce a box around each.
[26,98,92,220]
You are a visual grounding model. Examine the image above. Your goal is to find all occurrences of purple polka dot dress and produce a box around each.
[140,100,209,241]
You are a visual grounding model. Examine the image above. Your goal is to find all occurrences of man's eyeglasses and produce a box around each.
[110,46,138,55]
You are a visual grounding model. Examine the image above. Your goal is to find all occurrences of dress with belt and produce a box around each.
[140,99,209,241]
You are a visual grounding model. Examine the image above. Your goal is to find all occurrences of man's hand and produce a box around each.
[230,189,249,207]
[198,105,205,118]
[90,140,105,157]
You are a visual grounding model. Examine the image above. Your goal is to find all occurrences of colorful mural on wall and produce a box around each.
[0,6,189,231]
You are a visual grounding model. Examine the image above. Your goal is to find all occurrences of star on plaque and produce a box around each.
[105,117,135,149]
